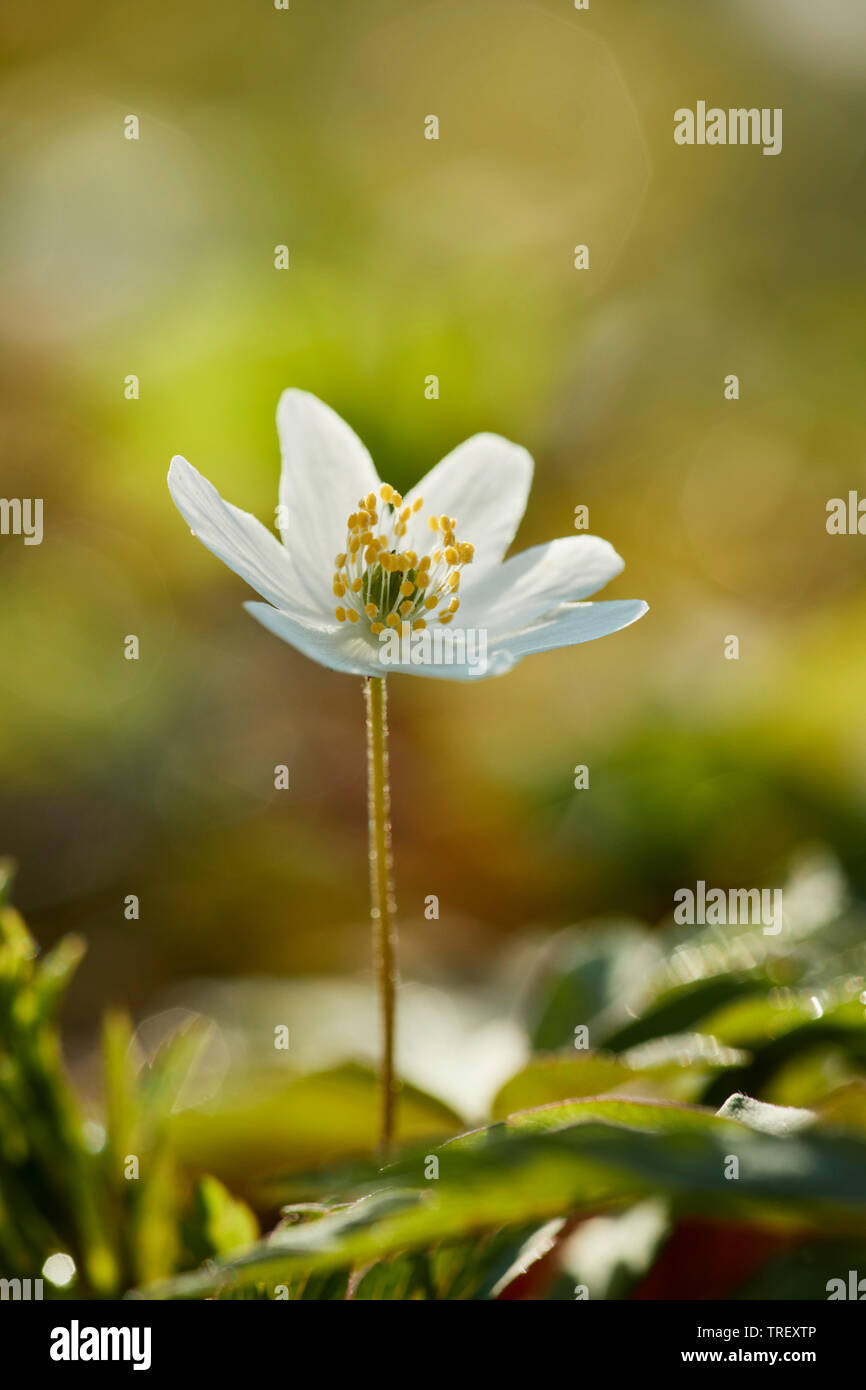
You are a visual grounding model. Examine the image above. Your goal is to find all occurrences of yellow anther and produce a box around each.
[337,478,474,637]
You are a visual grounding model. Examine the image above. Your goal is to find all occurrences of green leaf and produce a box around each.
[815,1081,866,1134]
[492,1055,632,1119]
[527,922,664,1051]
[170,1064,462,1190]
[492,1034,749,1118]
[698,988,866,1048]
[136,1097,866,1299]
[182,1176,258,1264]
[734,1238,866,1300]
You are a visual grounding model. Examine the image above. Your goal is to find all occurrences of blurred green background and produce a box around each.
[1,0,865,1082]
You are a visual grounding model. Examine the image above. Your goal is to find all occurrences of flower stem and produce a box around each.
[364,675,397,1156]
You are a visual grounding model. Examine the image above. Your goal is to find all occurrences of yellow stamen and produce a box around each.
[334,480,474,637]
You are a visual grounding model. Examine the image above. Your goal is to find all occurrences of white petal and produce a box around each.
[276,390,380,609]
[458,535,625,637]
[248,602,518,683]
[168,456,321,618]
[371,598,646,681]
[491,599,648,660]
[381,648,518,682]
[402,433,533,573]
[244,602,383,677]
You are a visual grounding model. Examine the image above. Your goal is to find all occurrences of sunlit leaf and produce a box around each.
[137,1097,866,1299]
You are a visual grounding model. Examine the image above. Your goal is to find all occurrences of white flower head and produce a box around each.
[168,390,647,681]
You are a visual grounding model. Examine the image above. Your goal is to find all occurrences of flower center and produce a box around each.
[333,484,475,635]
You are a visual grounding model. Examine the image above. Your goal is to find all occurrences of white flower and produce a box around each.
[168,390,647,681]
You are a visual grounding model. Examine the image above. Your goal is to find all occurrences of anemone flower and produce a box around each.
[168,390,647,1151]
